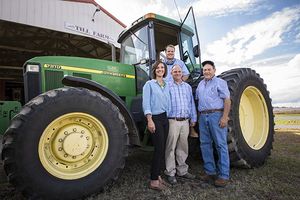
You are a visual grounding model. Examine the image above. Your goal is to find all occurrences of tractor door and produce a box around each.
[180,7,202,81]
[120,23,153,94]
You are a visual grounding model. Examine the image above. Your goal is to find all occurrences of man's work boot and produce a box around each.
[179,172,196,179]
[167,175,177,185]
[214,178,228,187]
[199,173,217,183]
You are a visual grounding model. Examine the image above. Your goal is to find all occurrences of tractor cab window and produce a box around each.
[181,33,196,68]
[120,25,150,75]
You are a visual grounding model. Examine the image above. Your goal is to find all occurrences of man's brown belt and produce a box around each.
[199,109,223,114]
[168,117,189,121]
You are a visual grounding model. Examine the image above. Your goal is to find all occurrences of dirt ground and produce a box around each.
[1,131,299,200]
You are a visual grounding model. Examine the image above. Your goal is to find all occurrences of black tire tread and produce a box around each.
[2,87,129,199]
[219,68,274,168]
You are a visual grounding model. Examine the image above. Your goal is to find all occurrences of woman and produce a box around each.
[142,60,170,190]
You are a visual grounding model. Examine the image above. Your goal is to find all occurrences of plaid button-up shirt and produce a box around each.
[168,80,197,123]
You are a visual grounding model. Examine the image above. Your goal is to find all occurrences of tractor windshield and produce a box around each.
[120,25,150,74]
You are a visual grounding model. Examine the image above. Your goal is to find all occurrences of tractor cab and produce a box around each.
[118,7,201,90]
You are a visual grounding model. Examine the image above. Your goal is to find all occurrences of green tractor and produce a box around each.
[1,7,274,199]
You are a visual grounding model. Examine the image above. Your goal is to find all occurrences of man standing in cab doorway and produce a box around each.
[164,44,190,82]
[196,60,231,187]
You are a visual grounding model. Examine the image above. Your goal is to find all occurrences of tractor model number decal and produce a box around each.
[43,64,135,79]
[44,64,62,69]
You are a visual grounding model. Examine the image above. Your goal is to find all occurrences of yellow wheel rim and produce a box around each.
[38,112,108,180]
[239,86,269,150]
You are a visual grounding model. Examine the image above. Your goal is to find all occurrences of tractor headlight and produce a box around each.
[26,64,40,72]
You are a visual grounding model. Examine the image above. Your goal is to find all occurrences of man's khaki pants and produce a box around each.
[165,119,189,176]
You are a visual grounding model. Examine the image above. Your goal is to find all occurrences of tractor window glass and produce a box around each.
[121,25,149,74]
[181,32,196,72]
[180,7,201,81]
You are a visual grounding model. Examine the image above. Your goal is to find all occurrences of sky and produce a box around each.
[97,0,300,107]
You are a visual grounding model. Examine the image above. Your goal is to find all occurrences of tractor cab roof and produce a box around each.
[118,13,181,41]
[117,13,192,51]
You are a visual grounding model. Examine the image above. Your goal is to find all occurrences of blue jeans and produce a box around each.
[199,112,230,179]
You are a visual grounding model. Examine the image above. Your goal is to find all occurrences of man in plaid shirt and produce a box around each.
[164,65,197,185]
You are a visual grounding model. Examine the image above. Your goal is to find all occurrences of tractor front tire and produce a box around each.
[2,87,128,199]
[219,68,274,168]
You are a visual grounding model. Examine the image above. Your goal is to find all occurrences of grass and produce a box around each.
[238,133,299,199]
[1,131,299,200]
[88,131,300,200]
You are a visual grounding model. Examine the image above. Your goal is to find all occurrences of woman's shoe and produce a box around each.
[149,183,167,191]
[158,176,169,186]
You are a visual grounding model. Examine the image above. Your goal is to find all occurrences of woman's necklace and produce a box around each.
[158,80,165,88]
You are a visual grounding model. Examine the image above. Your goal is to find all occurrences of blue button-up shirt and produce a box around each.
[168,81,197,123]
[195,76,230,112]
[143,79,170,116]
[164,58,190,82]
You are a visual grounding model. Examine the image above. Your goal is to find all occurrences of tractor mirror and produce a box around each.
[193,45,199,58]
[133,58,149,66]
[140,58,148,64]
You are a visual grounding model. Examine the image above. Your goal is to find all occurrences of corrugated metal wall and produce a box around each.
[0,0,124,47]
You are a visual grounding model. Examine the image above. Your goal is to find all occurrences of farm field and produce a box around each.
[275,113,300,130]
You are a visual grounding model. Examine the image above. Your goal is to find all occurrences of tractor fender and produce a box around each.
[62,75,141,146]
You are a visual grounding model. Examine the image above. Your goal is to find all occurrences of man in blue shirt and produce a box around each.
[164,44,190,82]
[165,65,197,184]
[195,60,231,187]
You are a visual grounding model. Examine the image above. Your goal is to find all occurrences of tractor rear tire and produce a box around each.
[219,68,274,168]
[2,87,128,199]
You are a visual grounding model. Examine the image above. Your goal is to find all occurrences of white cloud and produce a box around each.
[203,6,300,65]
[191,0,259,17]
[288,54,300,69]
[215,54,300,107]
[246,54,300,107]
[97,0,177,26]
[97,0,262,26]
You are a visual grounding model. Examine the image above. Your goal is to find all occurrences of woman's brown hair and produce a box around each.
[151,60,168,79]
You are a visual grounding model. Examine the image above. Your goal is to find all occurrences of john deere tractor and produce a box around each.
[1,7,274,199]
